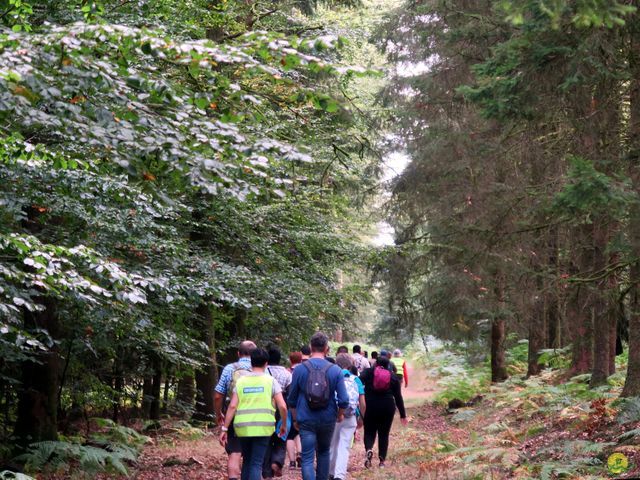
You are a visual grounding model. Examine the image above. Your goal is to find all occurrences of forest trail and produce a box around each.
[130,360,445,480]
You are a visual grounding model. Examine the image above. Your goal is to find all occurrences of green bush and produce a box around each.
[17,418,149,478]
[537,346,571,370]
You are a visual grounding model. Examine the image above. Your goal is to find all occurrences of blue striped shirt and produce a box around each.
[214,357,252,395]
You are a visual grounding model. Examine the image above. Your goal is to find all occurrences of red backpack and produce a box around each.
[373,366,391,392]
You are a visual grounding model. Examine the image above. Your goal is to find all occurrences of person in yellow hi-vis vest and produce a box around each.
[390,349,409,388]
[221,348,288,480]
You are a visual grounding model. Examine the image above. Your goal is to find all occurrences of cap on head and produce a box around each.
[380,349,389,358]
[393,349,402,357]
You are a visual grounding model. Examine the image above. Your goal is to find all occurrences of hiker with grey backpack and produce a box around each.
[287,332,349,480]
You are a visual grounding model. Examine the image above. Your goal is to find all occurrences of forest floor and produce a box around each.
[129,363,440,480]
[123,356,640,480]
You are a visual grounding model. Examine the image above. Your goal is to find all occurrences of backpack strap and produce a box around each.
[302,360,312,372]
[302,360,332,373]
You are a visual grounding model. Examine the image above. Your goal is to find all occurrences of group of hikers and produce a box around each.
[213,332,409,480]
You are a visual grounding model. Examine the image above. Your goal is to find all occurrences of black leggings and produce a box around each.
[363,398,396,461]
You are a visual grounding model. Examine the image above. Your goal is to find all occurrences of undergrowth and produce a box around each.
[15,418,150,478]
[410,341,640,479]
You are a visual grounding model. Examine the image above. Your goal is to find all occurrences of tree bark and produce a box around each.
[491,318,508,382]
[149,358,163,421]
[194,304,217,422]
[569,284,592,375]
[13,298,60,449]
[491,272,508,383]
[623,9,640,397]
[141,376,153,419]
[624,263,640,396]
[589,222,612,387]
[112,353,124,423]
[162,375,171,413]
[608,295,618,376]
[177,374,195,413]
[527,294,546,377]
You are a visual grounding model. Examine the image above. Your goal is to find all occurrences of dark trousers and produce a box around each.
[363,399,396,461]
[299,422,336,480]
[239,436,270,480]
[262,434,286,478]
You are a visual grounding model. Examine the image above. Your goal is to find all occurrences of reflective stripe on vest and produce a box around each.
[234,374,275,437]
[390,357,404,377]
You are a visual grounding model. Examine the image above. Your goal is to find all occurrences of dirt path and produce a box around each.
[132,361,442,480]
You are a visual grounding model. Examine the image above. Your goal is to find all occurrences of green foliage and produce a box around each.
[498,0,636,29]
[617,427,640,442]
[0,0,33,32]
[506,339,529,375]
[553,156,632,222]
[0,0,383,464]
[18,441,135,477]
[91,418,150,450]
[431,346,490,405]
[537,347,572,370]
[17,418,149,476]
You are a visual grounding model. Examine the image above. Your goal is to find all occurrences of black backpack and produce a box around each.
[302,360,332,410]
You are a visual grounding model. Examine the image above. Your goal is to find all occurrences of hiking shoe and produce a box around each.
[364,450,373,468]
[296,456,302,468]
[379,460,386,468]
[289,461,296,469]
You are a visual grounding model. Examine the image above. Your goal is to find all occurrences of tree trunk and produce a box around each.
[149,358,163,421]
[590,222,612,387]
[608,298,618,375]
[623,10,640,397]
[624,264,640,396]
[112,354,124,423]
[162,375,171,413]
[590,295,610,386]
[527,294,545,377]
[141,376,153,419]
[569,284,592,375]
[13,299,60,449]
[177,374,195,414]
[177,374,195,403]
[194,304,217,422]
[491,318,508,382]
[491,271,508,383]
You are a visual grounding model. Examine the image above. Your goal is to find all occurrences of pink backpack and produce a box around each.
[373,366,391,392]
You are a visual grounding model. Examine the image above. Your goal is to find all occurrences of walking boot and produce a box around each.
[364,450,373,468]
